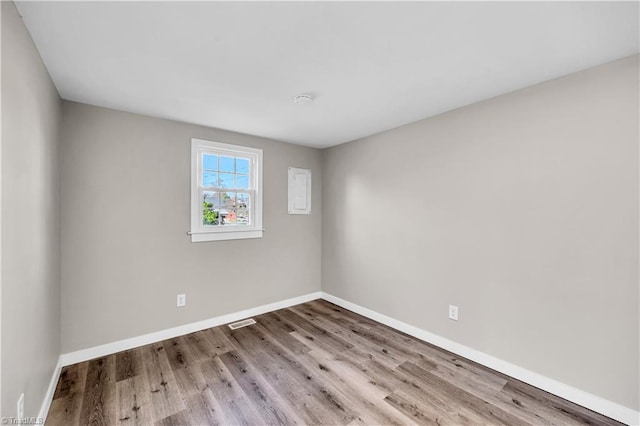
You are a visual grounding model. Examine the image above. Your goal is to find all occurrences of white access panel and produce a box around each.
[288,167,311,214]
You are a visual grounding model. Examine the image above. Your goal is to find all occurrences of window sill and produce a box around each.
[190,229,263,242]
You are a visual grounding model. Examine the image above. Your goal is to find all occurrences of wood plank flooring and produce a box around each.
[47,299,623,426]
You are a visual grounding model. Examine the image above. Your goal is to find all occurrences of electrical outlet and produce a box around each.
[448,305,459,321]
[177,293,186,307]
[17,393,24,420]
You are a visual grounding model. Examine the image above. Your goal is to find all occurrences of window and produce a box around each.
[190,138,263,242]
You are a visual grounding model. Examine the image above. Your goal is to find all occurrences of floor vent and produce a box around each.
[228,318,256,330]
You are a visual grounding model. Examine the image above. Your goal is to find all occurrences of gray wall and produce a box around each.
[60,102,322,353]
[3,0,637,415]
[1,1,62,417]
[322,55,639,410]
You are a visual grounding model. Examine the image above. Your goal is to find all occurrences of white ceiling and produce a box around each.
[15,1,640,149]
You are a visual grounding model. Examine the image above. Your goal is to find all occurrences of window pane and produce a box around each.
[236,158,249,174]
[224,193,244,225]
[220,192,233,209]
[219,173,234,188]
[236,174,249,189]
[203,191,222,207]
[202,192,220,226]
[202,171,218,187]
[218,192,231,225]
[237,209,250,225]
[237,192,250,209]
[237,192,250,225]
[225,206,237,224]
[220,156,234,173]
[202,208,219,226]
[203,154,218,171]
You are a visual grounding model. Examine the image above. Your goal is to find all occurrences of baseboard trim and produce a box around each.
[59,291,321,367]
[40,290,638,425]
[320,292,639,426]
[39,291,320,421]
[37,356,63,424]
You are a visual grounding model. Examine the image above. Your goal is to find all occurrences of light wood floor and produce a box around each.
[47,299,622,426]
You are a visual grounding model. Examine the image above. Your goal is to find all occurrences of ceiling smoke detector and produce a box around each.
[293,94,314,105]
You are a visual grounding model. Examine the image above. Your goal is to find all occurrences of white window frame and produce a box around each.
[190,138,263,242]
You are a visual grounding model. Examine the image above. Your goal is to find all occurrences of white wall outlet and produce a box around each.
[17,393,24,420]
[448,305,459,321]
[176,293,186,307]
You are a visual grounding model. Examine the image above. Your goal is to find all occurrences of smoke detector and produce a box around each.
[293,94,314,104]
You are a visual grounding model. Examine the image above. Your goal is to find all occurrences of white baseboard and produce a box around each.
[320,292,640,426]
[37,356,63,424]
[59,291,322,367]
[39,290,639,426]
[40,291,320,421]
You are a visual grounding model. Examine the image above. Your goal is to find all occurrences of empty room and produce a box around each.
[1,1,639,425]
